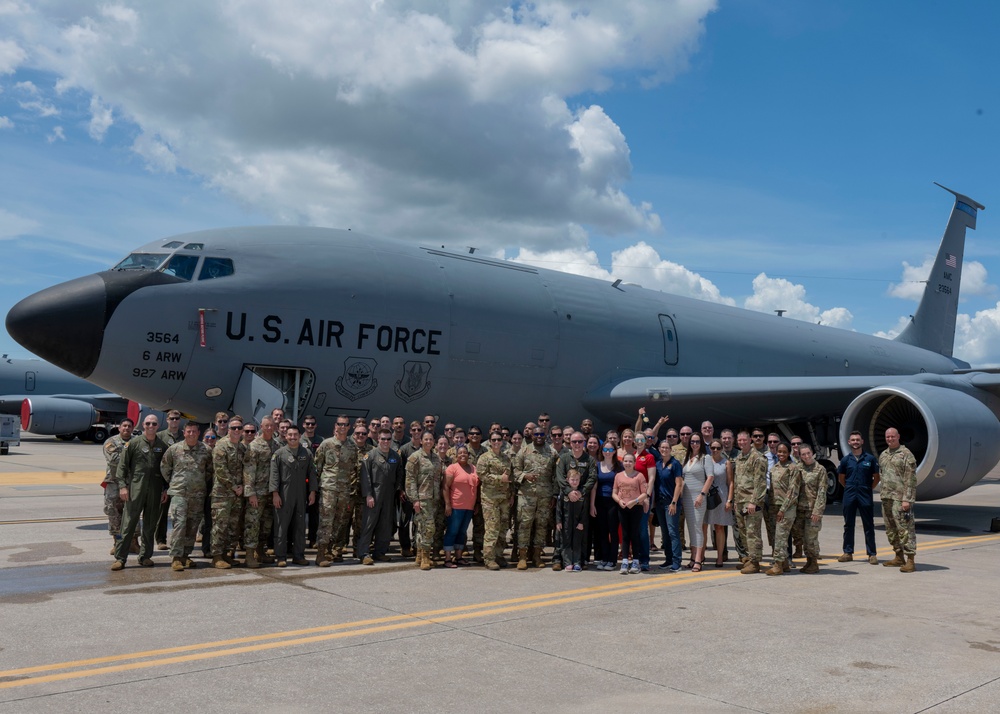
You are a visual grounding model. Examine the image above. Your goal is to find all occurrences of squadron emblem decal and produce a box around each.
[335,357,378,401]
[394,361,431,403]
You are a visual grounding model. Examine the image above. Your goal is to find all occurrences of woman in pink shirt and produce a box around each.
[613,453,649,575]
[443,445,479,568]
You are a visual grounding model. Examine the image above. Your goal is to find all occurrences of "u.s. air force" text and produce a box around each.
[224,312,442,355]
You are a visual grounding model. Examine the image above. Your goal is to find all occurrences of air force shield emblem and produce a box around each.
[335,357,378,401]
[394,361,431,403]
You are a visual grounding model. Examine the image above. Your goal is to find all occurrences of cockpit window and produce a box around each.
[198,257,235,281]
[163,241,184,248]
[183,243,204,251]
[161,254,200,281]
[114,253,168,271]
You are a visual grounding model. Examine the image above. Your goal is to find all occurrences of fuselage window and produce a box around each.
[161,254,201,281]
[183,243,204,251]
[114,253,168,271]
[198,257,235,281]
[163,241,184,248]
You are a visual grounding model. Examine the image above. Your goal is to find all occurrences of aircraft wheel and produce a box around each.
[88,426,110,444]
[821,459,843,504]
[55,434,76,442]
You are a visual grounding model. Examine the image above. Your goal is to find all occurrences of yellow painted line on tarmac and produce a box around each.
[0,569,732,689]
[0,516,104,526]
[2,533,998,690]
[0,471,103,487]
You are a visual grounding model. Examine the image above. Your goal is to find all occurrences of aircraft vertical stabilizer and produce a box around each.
[894,184,984,358]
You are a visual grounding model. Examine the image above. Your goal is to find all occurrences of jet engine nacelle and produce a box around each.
[840,383,1000,501]
[20,396,97,436]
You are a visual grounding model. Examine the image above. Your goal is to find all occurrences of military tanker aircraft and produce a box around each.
[6,184,997,500]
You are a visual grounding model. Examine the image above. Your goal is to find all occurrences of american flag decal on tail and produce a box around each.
[945,254,957,268]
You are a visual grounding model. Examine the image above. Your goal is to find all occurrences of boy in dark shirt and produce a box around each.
[556,469,589,571]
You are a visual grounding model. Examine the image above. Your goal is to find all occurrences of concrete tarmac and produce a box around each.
[2,434,1000,713]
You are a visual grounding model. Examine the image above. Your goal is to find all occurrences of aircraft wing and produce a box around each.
[583,375,917,424]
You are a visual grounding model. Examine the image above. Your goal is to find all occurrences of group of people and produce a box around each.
[102,406,919,576]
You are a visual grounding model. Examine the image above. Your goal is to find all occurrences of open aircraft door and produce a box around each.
[231,367,287,426]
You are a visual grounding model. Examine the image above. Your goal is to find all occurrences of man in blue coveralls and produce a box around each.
[836,430,880,564]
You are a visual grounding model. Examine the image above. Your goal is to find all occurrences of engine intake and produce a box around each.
[840,384,1000,501]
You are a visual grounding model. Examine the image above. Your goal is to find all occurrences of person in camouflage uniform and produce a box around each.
[111,416,169,569]
[879,427,918,573]
[477,432,513,571]
[103,418,134,555]
[733,431,768,574]
[243,416,279,568]
[405,431,442,571]
[313,416,359,565]
[154,409,185,550]
[432,436,452,562]
[162,421,213,571]
[513,426,557,569]
[465,427,489,561]
[791,444,827,573]
[210,416,246,568]
[765,443,801,576]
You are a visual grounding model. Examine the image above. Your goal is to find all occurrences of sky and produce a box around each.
[2,1,1000,364]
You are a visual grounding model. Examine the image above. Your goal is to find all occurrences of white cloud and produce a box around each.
[131,132,177,173]
[46,125,64,142]
[14,79,37,94]
[873,315,910,341]
[19,99,59,117]
[954,305,1000,365]
[512,239,735,305]
[0,39,26,74]
[889,256,993,301]
[0,207,40,239]
[5,1,715,249]
[87,95,113,141]
[744,273,854,328]
[0,116,11,129]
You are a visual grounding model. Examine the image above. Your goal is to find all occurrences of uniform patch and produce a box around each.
[394,360,431,403]
[335,357,378,401]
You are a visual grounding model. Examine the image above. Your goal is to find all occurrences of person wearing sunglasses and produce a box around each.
[513,427,558,570]
[705,439,734,567]
[590,441,621,571]
[477,431,513,571]
[681,434,713,572]
[154,410,185,551]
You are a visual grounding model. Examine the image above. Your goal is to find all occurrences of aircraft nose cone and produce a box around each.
[6,274,107,378]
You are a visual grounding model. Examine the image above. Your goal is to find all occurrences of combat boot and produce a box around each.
[184,557,197,569]
[331,548,344,563]
[800,557,819,574]
[110,559,125,571]
[900,555,916,573]
[245,548,261,569]
[793,544,804,558]
[740,560,760,574]
[212,556,231,569]
[171,557,184,572]
[485,559,501,571]
[531,546,544,568]
[883,549,905,567]
[316,543,332,567]
[552,561,563,572]
[419,549,432,571]
[110,536,120,555]
[495,552,508,568]
[130,535,141,554]
[781,559,791,573]
[765,561,783,576]
[516,547,529,570]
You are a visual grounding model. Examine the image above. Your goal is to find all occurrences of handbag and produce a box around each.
[706,484,722,510]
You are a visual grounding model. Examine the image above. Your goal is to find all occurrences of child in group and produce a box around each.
[613,452,649,574]
[556,469,589,571]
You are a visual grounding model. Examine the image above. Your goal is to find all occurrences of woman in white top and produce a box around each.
[704,439,734,567]
[681,435,714,572]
